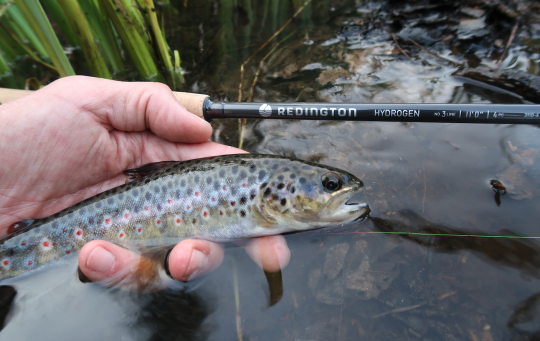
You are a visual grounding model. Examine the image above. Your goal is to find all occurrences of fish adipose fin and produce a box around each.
[6,219,36,236]
[123,161,179,182]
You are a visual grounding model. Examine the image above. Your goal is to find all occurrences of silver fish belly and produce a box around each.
[0,154,369,281]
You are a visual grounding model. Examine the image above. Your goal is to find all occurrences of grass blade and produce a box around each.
[56,0,111,78]
[13,0,75,77]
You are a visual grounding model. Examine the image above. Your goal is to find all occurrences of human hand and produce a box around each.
[0,76,290,287]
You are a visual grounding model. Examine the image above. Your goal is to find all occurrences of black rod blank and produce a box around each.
[204,100,540,124]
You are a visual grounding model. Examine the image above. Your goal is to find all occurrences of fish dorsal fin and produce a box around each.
[123,161,179,182]
[7,219,35,235]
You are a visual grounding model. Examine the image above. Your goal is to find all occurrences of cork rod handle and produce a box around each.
[0,88,209,119]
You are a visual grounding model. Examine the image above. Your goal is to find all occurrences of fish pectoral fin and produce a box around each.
[253,205,278,227]
[264,270,283,307]
[123,161,179,182]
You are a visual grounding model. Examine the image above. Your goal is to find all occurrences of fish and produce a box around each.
[0,154,369,281]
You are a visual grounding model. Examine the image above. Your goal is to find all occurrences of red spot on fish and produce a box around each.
[243,183,247,187]
[105,218,111,224]
[28,260,33,266]
[43,241,50,247]
[125,213,130,219]
[187,205,191,209]
[168,199,173,204]
[156,220,161,225]
[193,219,197,224]
[138,227,142,233]
[76,230,82,236]
[195,191,200,196]
[204,211,208,217]
[63,228,68,233]
[176,218,181,223]
[223,186,228,191]
[55,258,59,261]
[212,197,217,201]
[231,201,236,206]
[65,250,71,255]
[3,260,9,266]
[21,240,27,246]
[220,211,224,215]
[119,233,124,238]
[145,206,149,211]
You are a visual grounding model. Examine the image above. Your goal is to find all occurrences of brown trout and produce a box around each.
[0,154,369,281]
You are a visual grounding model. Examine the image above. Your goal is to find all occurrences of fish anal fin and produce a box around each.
[123,161,179,183]
[7,219,35,235]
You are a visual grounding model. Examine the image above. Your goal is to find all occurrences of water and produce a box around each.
[2,0,540,340]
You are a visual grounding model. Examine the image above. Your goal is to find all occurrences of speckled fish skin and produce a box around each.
[0,154,368,281]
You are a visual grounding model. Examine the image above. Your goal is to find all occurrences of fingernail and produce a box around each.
[87,246,116,273]
[185,250,208,281]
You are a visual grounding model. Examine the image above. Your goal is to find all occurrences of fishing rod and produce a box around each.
[2,88,540,124]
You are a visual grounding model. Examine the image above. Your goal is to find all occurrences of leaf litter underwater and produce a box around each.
[3,0,540,340]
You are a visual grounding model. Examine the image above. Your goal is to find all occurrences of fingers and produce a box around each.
[167,239,224,281]
[245,235,291,273]
[78,239,224,290]
[42,76,212,143]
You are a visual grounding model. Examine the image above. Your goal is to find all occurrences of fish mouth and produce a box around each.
[344,191,371,221]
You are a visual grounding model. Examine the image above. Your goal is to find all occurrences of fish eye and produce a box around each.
[322,173,342,192]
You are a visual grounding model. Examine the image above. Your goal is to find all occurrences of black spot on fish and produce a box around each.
[271,194,279,201]
[162,186,167,194]
[7,249,14,256]
[283,167,290,172]
[52,222,59,228]
[263,160,270,165]
[132,189,139,197]
[260,182,267,189]
[299,178,307,184]
[240,160,247,165]
[249,165,256,173]
[146,192,152,200]
[219,170,226,178]
[79,208,86,215]
[181,180,186,187]
[240,196,247,205]
[195,175,200,183]
[144,179,151,184]
[258,170,267,181]
[154,186,160,193]
[157,204,162,211]
[111,188,118,194]
[272,163,279,170]
[96,202,102,209]
[214,182,221,191]
[277,175,284,181]
[232,166,239,174]
[281,198,287,206]
[277,183,285,190]
[134,205,141,213]
[264,188,271,197]
[206,177,213,184]
[180,166,186,171]
[250,189,257,200]
[107,198,114,205]
[291,186,296,194]
[290,174,296,179]
[175,190,182,199]
[187,189,193,196]
[240,210,246,217]
[168,181,173,188]
[88,217,94,224]
[302,165,312,170]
